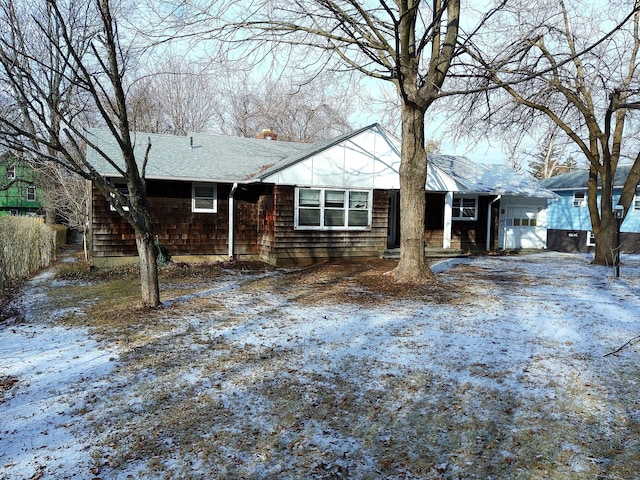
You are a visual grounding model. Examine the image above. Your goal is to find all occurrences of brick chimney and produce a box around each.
[256,128,277,141]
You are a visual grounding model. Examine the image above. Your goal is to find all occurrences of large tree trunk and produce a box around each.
[590,160,619,266]
[594,211,619,266]
[393,102,437,283]
[135,230,160,307]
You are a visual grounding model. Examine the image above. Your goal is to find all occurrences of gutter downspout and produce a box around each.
[486,195,502,252]
[228,183,238,258]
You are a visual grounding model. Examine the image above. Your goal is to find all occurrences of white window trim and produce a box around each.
[573,191,586,207]
[26,186,36,202]
[192,182,217,213]
[586,231,596,247]
[109,181,130,212]
[6,165,15,180]
[452,195,478,221]
[294,187,372,230]
[633,192,640,212]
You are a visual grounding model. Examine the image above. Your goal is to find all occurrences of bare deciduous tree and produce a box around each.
[0,0,161,306]
[39,163,90,259]
[148,56,219,135]
[160,0,496,282]
[213,70,355,142]
[528,142,578,180]
[461,0,640,265]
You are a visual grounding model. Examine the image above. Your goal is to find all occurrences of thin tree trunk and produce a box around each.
[135,231,160,307]
[393,102,437,283]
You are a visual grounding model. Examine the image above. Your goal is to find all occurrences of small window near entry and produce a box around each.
[452,196,477,220]
[573,191,586,207]
[586,231,596,247]
[6,165,15,180]
[192,183,217,213]
[26,186,36,202]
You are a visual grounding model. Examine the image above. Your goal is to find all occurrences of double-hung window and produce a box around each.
[26,186,36,202]
[573,191,586,207]
[452,196,477,221]
[634,189,640,212]
[192,183,217,213]
[6,165,15,180]
[296,188,371,229]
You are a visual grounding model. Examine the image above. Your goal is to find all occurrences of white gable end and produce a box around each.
[261,126,458,191]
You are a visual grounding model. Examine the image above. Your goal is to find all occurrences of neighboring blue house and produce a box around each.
[540,164,640,253]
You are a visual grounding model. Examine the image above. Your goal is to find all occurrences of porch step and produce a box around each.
[380,247,467,260]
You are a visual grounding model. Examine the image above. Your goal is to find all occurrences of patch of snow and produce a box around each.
[2,253,640,478]
[1,270,118,480]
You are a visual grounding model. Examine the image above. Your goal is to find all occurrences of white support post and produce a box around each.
[228,183,238,258]
[443,192,453,249]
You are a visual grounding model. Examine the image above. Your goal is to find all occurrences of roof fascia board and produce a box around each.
[103,174,257,184]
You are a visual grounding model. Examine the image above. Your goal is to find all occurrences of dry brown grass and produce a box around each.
[9,255,640,479]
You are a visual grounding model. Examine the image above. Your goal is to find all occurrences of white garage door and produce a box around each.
[502,205,546,249]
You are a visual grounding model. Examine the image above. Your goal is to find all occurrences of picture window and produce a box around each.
[296,188,371,230]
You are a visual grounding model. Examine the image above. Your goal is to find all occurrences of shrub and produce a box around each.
[0,217,58,289]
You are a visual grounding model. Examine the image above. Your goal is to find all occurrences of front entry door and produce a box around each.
[387,190,400,248]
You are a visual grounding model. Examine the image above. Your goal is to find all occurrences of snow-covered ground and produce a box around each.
[1,252,639,479]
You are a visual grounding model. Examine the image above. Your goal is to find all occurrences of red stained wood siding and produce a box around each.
[90,181,388,264]
[259,186,388,266]
[90,180,271,258]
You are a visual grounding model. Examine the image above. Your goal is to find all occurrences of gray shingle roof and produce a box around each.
[539,164,634,190]
[86,128,307,182]
[430,154,557,198]
[86,125,387,183]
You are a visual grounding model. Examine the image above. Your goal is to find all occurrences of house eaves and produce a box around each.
[85,126,555,198]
